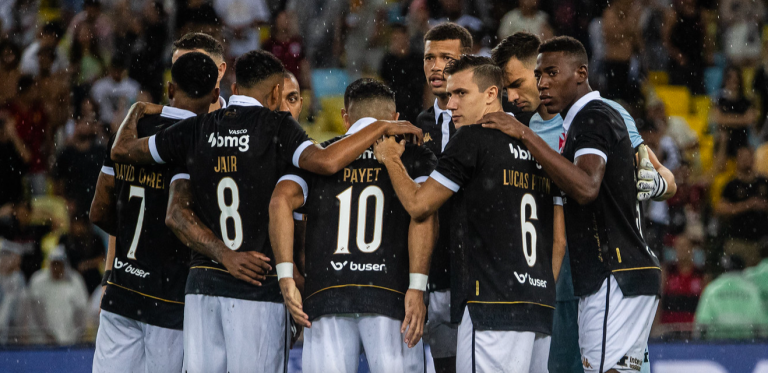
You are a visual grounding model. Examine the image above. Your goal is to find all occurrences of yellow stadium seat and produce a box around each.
[655,85,691,116]
[692,95,711,118]
[318,96,346,135]
[648,71,669,86]
[684,116,707,136]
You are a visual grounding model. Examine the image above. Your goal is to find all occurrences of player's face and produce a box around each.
[172,48,225,85]
[280,76,303,119]
[502,57,540,112]
[424,39,463,97]
[535,51,579,114]
[445,70,486,127]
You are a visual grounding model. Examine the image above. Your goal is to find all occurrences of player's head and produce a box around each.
[280,71,303,120]
[169,52,220,113]
[233,50,286,111]
[342,78,397,128]
[535,36,589,114]
[423,23,472,98]
[443,55,503,127]
[172,33,226,86]
[492,32,542,112]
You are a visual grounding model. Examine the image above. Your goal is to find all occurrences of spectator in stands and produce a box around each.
[52,103,107,216]
[0,239,28,344]
[90,56,140,127]
[0,114,30,208]
[3,75,50,189]
[716,147,768,268]
[19,21,66,77]
[379,23,424,122]
[127,1,169,103]
[28,246,88,345]
[68,22,107,87]
[601,0,642,104]
[695,255,768,339]
[0,41,22,106]
[713,66,757,158]
[752,39,768,126]
[214,0,269,60]
[61,215,104,294]
[661,236,708,324]
[0,200,48,281]
[175,0,221,35]
[262,10,309,89]
[497,0,551,40]
[720,0,764,67]
[66,0,113,51]
[35,47,71,131]
[663,0,706,95]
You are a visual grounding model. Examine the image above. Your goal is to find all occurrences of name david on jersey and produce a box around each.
[207,129,249,152]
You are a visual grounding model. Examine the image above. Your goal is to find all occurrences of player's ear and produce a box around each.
[341,108,350,128]
[210,87,220,105]
[394,112,400,120]
[270,83,282,110]
[231,82,239,95]
[576,65,588,84]
[217,62,227,82]
[167,82,175,101]
[486,86,498,105]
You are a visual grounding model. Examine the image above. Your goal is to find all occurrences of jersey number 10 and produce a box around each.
[334,186,384,254]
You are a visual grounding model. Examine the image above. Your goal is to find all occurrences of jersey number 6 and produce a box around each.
[521,193,538,267]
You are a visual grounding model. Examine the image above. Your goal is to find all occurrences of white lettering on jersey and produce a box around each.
[356,149,376,160]
[330,260,386,272]
[514,271,547,288]
[208,133,250,152]
[113,258,151,278]
[509,144,542,169]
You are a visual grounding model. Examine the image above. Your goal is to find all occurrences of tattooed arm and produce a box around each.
[111,102,163,164]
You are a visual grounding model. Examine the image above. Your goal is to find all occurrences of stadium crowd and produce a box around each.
[0,0,766,346]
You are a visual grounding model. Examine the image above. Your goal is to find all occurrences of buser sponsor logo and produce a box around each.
[113,258,150,278]
[509,144,542,169]
[513,271,547,288]
[207,132,250,152]
[330,261,386,272]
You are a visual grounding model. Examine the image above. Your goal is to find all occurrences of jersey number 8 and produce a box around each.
[217,177,243,250]
[335,186,384,254]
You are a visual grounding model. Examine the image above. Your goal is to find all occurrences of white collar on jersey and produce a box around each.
[346,117,378,135]
[433,98,452,124]
[562,90,601,133]
[161,106,196,120]
[218,96,227,108]
[228,95,263,107]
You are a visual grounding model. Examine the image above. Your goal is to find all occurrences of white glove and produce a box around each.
[637,145,667,201]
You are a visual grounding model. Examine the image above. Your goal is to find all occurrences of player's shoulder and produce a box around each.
[402,142,437,164]
[415,107,437,129]
[320,135,345,148]
[574,100,624,128]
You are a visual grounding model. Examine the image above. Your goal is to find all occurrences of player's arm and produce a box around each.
[636,145,677,201]
[293,217,306,293]
[374,137,453,221]
[298,120,423,175]
[110,102,164,164]
[552,205,566,282]
[89,171,117,235]
[401,211,437,348]
[165,178,272,286]
[480,112,605,205]
[269,179,311,327]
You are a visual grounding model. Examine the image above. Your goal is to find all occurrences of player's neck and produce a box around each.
[208,83,222,112]
[536,103,557,121]
[173,100,211,116]
[435,94,450,111]
[561,85,593,119]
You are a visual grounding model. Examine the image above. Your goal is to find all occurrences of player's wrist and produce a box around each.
[408,273,428,291]
[276,262,294,281]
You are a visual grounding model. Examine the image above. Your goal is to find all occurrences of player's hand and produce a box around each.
[220,250,271,286]
[479,112,526,139]
[636,145,657,201]
[378,120,423,145]
[280,278,311,328]
[374,136,406,164]
[401,289,426,348]
[131,102,164,118]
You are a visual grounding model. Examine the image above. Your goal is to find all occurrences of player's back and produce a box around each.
[102,107,194,329]
[291,133,436,321]
[151,96,313,302]
[434,124,558,333]
[560,99,661,298]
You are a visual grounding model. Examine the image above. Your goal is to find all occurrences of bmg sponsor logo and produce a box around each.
[509,144,542,169]
[330,261,386,272]
[207,130,250,152]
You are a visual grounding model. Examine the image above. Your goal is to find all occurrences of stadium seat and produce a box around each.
[648,71,669,86]
[655,85,691,117]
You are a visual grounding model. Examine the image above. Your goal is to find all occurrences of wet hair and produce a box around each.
[344,78,396,109]
[538,36,588,67]
[444,55,503,96]
[492,32,541,68]
[171,52,218,99]
[234,50,285,89]
[172,32,224,61]
[423,23,473,54]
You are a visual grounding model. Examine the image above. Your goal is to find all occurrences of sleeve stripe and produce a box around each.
[277,174,309,206]
[429,171,460,192]
[414,176,429,184]
[293,212,304,221]
[170,173,190,184]
[574,148,607,162]
[292,140,314,168]
[100,166,114,176]
[554,196,563,206]
[148,135,166,164]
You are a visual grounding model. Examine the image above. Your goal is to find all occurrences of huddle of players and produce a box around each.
[89,23,675,373]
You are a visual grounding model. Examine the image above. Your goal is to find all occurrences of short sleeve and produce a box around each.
[101,135,116,176]
[152,117,196,166]
[277,166,312,206]
[571,111,612,163]
[276,116,313,168]
[552,183,563,206]
[169,163,190,185]
[430,127,479,192]
[403,145,437,184]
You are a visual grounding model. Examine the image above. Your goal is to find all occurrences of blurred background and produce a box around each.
[0,0,766,372]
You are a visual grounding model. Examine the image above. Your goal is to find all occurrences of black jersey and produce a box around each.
[101,107,196,329]
[288,118,437,321]
[415,102,455,291]
[432,123,559,333]
[150,95,313,302]
[559,92,661,298]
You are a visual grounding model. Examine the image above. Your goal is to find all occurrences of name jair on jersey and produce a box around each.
[214,156,238,173]
[502,169,552,194]
[113,163,165,190]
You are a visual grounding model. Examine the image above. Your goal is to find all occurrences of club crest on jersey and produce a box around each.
[509,144,542,169]
[207,131,250,152]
